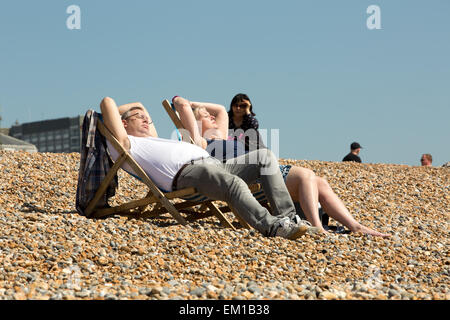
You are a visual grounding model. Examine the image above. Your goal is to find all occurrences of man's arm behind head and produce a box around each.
[99,97,131,151]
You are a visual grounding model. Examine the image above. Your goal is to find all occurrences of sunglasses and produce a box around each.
[233,103,251,109]
[124,112,148,121]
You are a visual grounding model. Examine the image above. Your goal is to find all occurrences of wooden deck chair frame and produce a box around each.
[162,99,273,229]
[84,117,236,230]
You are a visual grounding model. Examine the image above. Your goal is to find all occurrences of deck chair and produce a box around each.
[80,109,238,230]
[162,99,332,229]
[162,99,274,228]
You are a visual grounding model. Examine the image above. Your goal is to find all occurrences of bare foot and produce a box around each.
[353,224,391,238]
[307,226,328,235]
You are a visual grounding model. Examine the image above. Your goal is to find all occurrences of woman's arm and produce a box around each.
[172,96,207,149]
[99,97,131,151]
[190,101,228,139]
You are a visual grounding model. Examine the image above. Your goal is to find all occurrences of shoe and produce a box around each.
[294,215,321,235]
[275,217,310,240]
[293,215,314,227]
[323,225,351,234]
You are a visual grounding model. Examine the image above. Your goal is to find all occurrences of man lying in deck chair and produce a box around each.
[100,96,314,240]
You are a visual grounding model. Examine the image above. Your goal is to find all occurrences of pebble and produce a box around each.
[0,151,448,300]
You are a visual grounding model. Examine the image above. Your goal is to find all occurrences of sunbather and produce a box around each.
[172,95,390,238]
[99,96,314,240]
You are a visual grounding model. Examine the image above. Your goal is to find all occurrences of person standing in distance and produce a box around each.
[342,142,363,163]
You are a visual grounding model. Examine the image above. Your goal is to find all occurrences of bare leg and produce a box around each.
[285,167,390,237]
[285,167,324,231]
[172,96,206,148]
[315,176,390,237]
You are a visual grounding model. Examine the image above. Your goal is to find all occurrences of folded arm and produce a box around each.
[190,101,228,139]
[100,97,131,151]
[172,96,207,149]
[117,102,145,115]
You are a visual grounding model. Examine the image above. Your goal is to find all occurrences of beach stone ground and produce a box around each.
[0,151,448,300]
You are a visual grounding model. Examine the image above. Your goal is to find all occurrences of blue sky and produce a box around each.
[1,0,449,166]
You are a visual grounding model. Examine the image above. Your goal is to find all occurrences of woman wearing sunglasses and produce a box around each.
[228,93,265,152]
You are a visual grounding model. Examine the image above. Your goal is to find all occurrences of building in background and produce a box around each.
[9,116,83,153]
[0,133,38,152]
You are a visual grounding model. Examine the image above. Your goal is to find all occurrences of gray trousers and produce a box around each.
[175,149,296,236]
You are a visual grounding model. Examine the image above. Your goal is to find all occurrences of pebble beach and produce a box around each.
[0,150,448,300]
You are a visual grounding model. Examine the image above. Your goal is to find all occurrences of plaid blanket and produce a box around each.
[75,110,118,216]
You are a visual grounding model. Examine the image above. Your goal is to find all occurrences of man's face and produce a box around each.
[420,155,431,166]
[122,109,151,137]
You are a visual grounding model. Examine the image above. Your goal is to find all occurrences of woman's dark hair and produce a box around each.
[229,93,256,117]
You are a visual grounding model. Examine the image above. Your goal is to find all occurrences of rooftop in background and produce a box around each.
[0,133,37,153]
[9,116,83,153]
[0,128,10,135]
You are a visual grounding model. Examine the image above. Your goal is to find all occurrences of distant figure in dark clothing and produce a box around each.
[342,142,363,163]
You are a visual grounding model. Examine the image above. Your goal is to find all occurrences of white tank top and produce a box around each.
[106,135,210,191]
